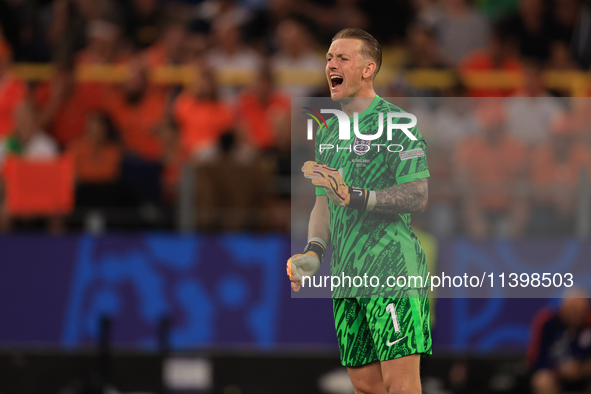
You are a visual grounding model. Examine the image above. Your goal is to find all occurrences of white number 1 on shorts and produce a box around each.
[386,303,401,333]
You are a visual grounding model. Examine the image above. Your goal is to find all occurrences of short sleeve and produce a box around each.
[388,135,430,185]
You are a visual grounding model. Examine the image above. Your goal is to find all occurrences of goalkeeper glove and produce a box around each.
[301,161,376,211]
[286,237,327,292]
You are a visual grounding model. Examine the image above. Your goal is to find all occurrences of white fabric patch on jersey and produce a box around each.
[399,148,425,161]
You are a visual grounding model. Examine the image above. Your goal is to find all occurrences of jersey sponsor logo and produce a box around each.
[387,336,406,347]
[399,148,425,161]
[353,136,371,156]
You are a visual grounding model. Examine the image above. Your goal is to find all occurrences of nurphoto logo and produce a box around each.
[303,107,418,155]
[303,108,418,141]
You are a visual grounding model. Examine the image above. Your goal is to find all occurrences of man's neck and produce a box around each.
[340,90,377,117]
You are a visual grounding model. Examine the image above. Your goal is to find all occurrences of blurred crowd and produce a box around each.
[406,94,591,239]
[0,0,590,234]
[528,291,591,394]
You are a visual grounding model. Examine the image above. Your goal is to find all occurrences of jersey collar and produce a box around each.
[347,94,380,119]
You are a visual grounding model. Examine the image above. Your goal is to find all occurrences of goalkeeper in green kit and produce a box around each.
[287,28,432,394]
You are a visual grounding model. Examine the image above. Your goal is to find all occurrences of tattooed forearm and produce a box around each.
[373,178,428,214]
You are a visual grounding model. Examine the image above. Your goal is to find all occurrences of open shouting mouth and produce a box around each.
[330,75,344,91]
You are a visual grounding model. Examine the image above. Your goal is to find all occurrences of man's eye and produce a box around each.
[327,58,332,62]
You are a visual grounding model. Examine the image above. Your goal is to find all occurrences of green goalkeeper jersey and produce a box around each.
[314,96,430,298]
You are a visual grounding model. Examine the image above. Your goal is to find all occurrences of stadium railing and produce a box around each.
[10,64,591,96]
[10,64,591,234]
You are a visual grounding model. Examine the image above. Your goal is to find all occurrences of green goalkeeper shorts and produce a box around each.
[333,295,432,367]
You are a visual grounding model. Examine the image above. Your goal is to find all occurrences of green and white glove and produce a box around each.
[286,237,327,292]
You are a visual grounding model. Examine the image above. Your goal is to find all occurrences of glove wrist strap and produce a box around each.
[304,237,327,262]
[348,187,371,211]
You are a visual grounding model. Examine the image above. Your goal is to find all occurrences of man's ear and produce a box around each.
[362,62,376,80]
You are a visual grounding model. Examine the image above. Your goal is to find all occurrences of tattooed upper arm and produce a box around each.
[373,178,428,214]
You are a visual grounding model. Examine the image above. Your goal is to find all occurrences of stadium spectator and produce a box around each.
[156,117,187,203]
[414,0,444,26]
[142,21,187,67]
[74,18,133,122]
[571,0,591,69]
[475,0,519,21]
[330,0,371,33]
[527,112,591,235]
[271,19,324,97]
[207,18,262,101]
[36,61,107,147]
[297,0,369,40]
[75,19,130,65]
[410,93,476,151]
[106,59,165,162]
[0,0,28,61]
[123,0,163,50]
[67,112,122,208]
[362,0,415,44]
[194,130,273,230]
[430,99,476,150]
[0,99,58,165]
[514,58,553,98]
[424,144,456,236]
[198,0,252,27]
[571,99,591,146]
[237,65,290,151]
[184,19,212,63]
[528,292,591,394]
[0,40,27,139]
[107,60,166,211]
[208,17,253,69]
[404,22,447,69]
[0,0,51,62]
[427,0,490,65]
[173,66,233,160]
[395,24,447,96]
[245,0,299,51]
[506,59,563,147]
[454,100,528,238]
[500,0,554,61]
[458,23,522,97]
[546,0,582,73]
[44,0,114,58]
[546,40,580,71]
[419,94,474,236]
[549,0,581,44]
